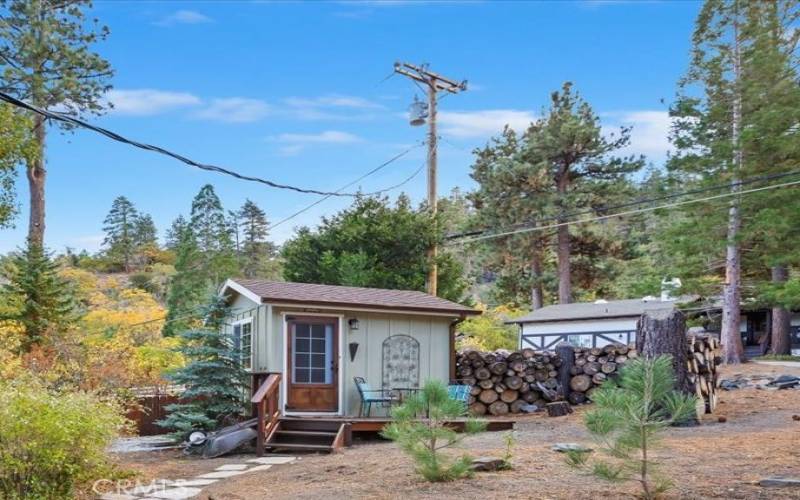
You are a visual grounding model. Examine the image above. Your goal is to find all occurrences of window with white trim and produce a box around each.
[233,319,253,370]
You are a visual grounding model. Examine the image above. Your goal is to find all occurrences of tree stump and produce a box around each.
[546,401,573,417]
[635,309,701,423]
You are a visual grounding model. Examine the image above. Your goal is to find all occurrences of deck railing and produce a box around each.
[251,372,282,456]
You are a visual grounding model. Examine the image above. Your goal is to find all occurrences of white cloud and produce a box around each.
[270,130,363,156]
[155,10,213,26]
[283,94,383,120]
[106,89,201,116]
[194,98,271,123]
[438,109,536,138]
[605,110,672,160]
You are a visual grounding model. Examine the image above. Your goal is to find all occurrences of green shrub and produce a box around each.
[565,356,696,500]
[382,380,487,482]
[0,377,128,499]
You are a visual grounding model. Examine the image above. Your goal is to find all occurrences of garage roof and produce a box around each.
[507,298,683,324]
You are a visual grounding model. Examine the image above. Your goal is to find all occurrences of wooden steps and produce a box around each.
[264,418,350,453]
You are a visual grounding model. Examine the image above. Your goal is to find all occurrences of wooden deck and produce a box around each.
[282,416,515,433]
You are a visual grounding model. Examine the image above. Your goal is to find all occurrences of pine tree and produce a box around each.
[669,0,800,362]
[165,215,189,251]
[102,196,138,272]
[163,226,205,337]
[237,199,277,279]
[0,242,79,352]
[158,297,249,438]
[190,184,238,285]
[566,356,697,499]
[522,82,643,304]
[164,186,239,336]
[0,0,113,246]
[134,213,158,248]
[0,104,35,229]
[469,127,553,309]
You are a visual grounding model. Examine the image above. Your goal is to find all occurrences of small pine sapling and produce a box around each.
[565,356,696,499]
[498,431,516,470]
[382,380,487,482]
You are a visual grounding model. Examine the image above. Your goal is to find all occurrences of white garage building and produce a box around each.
[507,298,680,350]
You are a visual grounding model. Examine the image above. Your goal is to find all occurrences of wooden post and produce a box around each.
[555,342,575,401]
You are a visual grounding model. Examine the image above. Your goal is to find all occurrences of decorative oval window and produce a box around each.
[382,335,420,391]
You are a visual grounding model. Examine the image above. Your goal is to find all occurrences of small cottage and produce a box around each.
[218,279,479,417]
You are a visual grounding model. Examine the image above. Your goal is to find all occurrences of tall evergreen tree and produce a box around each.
[469,127,552,308]
[739,0,800,355]
[163,226,205,337]
[164,185,239,336]
[165,215,189,251]
[190,184,238,285]
[237,199,277,279]
[0,0,113,246]
[102,196,138,272]
[134,213,158,249]
[0,242,79,352]
[0,104,35,229]
[669,0,800,362]
[521,82,643,304]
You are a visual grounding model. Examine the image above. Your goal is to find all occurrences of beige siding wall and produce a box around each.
[224,292,457,416]
[268,306,454,416]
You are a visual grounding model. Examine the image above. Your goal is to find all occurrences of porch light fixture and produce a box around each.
[348,318,360,330]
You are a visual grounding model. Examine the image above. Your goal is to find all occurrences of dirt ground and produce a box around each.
[115,363,800,499]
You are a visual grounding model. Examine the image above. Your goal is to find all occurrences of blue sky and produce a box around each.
[0,0,701,254]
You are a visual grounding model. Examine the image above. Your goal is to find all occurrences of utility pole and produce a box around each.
[393,62,467,296]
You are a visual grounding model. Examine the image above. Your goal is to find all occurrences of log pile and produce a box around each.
[686,332,721,413]
[456,349,561,416]
[567,344,638,404]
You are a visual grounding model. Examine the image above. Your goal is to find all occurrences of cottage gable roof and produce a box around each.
[508,298,687,324]
[222,279,479,316]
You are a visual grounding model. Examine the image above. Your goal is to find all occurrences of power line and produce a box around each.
[448,178,800,245]
[447,168,800,240]
[0,91,363,197]
[268,155,427,231]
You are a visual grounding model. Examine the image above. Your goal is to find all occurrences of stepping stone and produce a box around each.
[215,464,249,471]
[245,464,272,473]
[171,479,218,487]
[760,477,800,488]
[100,494,139,500]
[247,456,296,465]
[149,488,203,500]
[196,469,249,479]
[552,443,593,453]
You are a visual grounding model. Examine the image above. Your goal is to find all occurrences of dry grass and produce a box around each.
[116,363,800,499]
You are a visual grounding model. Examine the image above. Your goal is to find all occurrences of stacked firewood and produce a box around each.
[567,344,638,404]
[686,332,721,413]
[456,349,561,416]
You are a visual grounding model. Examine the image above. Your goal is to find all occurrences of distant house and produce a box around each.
[508,296,800,356]
[218,279,479,416]
[507,297,683,350]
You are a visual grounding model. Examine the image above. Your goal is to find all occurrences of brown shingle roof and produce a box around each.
[229,279,478,316]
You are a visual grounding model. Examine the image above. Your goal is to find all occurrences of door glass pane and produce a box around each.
[310,369,326,383]
[292,321,335,385]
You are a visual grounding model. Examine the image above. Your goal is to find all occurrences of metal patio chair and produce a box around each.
[353,377,399,417]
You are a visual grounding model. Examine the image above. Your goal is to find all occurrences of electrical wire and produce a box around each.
[447,168,800,240]
[0,90,368,197]
[268,157,427,231]
[448,178,800,246]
